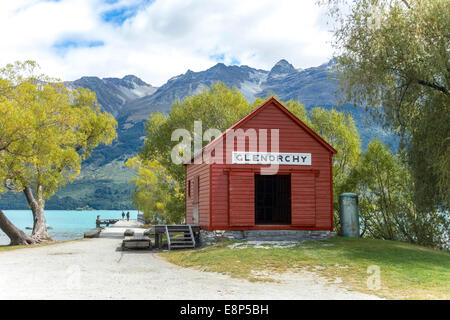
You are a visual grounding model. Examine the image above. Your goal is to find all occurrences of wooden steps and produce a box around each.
[165,225,196,250]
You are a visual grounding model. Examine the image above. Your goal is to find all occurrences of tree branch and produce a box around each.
[395,81,410,128]
[4,180,20,192]
[0,209,36,245]
[23,186,38,210]
[417,79,449,95]
[401,0,411,9]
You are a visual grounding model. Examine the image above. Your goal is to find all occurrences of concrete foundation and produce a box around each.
[200,229,335,245]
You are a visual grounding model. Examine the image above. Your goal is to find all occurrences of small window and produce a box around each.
[187,180,191,197]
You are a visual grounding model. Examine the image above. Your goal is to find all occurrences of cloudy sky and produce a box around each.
[0,0,334,86]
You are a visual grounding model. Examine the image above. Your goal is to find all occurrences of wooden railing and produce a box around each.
[95,216,119,228]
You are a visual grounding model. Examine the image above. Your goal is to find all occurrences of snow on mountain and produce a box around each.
[66,75,157,117]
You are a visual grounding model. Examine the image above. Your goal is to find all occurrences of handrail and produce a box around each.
[95,218,120,228]
[165,225,171,250]
[188,225,196,248]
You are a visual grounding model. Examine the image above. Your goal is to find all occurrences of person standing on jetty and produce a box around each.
[126,212,130,221]
[122,212,125,220]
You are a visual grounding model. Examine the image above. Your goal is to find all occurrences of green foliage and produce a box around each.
[0,61,117,206]
[308,108,361,221]
[141,82,252,183]
[135,83,252,223]
[326,0,450,210]
[126,157,184,224]
[343,140,449,247]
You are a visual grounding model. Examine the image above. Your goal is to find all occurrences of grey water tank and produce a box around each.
[339,193,360,237]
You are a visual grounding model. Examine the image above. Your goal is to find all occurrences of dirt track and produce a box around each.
[0,238,380,299]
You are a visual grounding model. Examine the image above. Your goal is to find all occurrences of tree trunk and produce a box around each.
[0,209,36,245]
[24,186,52,242]
[31,205,51,241]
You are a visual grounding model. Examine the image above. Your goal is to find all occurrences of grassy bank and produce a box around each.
[0,238,85,253]
[162,237,450,300]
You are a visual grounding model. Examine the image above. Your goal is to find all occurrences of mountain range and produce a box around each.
[0,59,393,210]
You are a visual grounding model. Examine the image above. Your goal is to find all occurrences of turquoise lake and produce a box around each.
[0,210,138,245]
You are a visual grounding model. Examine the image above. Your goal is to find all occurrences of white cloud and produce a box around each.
[0,0,333,86]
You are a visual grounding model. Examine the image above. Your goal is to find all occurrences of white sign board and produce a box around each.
[232,152,311,166]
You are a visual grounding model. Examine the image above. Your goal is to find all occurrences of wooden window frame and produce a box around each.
[187,179,191,198]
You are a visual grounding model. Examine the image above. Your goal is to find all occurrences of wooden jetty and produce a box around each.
[95,215,120,228]
[92,216,200,250]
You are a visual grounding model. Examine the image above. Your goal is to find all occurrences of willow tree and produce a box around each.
[126,157,183,224]
[307,107,361,230]
[0,61,117,245]
[323,0,450,210]
[135,82,251,223]
[343,140,449,247]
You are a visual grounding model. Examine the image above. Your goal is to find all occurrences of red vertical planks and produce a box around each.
[229,171,255,226]
[291,172,316,226]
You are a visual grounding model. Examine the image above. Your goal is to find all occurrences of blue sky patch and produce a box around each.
[210,53,241,66]
[52,39,104,56]
[230,57,241,66]
[101,0,154,25]
[210,53,225,62]
[102,7,137,25]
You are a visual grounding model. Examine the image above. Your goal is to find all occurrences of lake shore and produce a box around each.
[0,210,138,245]
[0,237,379,300]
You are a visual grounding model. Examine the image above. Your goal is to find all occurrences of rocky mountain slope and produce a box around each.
[66,75,157,117]
[118,59,337,127]
[119,63,269,125]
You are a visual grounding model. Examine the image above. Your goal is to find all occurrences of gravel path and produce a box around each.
[99,220,144,238]
[0,238,380,300]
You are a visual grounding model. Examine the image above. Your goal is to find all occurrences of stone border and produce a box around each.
[200,229,335,246]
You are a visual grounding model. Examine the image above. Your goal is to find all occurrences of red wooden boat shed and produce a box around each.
[185,97,337,231]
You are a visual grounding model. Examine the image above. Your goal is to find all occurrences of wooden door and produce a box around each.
[229,171,255,226]
[291,172,316,226]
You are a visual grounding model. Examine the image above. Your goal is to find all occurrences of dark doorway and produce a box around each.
[255,174,291,225]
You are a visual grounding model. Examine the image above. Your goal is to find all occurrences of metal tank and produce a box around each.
[339,193,360,238]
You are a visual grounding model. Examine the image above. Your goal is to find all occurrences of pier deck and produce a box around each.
[99,220,144,238]
[96,220,200,249]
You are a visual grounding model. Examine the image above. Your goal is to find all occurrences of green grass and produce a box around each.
[162,237,450,299]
